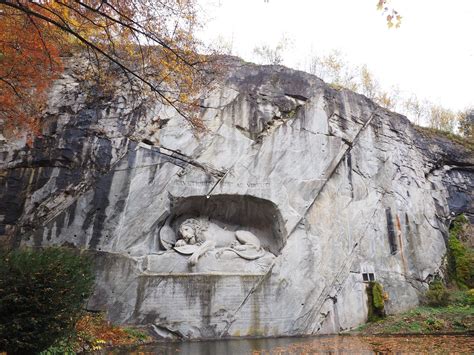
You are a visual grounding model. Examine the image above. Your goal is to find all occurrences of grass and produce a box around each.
[352,304,473,335]
[408,321,423,333]
[414,125,474,151]
[123,327,149,341]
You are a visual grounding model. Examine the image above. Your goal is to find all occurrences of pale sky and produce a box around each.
[197,0,474,112]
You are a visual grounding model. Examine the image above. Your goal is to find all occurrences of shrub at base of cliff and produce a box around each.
[424,280,450,307]
[0,247,94,354]
[367,282,386,322]
[448,214,474,289]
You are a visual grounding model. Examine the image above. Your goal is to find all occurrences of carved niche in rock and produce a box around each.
[155,195,286,273]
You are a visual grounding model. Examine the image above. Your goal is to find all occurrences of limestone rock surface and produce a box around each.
[0,58,472,339]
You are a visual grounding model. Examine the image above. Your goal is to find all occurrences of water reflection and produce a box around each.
[106,335,473,354]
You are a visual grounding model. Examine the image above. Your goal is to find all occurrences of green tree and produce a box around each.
[0,247,94,354]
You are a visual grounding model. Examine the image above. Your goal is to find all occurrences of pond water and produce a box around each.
[107,334,473,354]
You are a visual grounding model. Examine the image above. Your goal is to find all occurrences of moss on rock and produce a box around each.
[367,281,386,322]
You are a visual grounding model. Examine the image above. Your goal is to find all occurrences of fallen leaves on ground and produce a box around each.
[75,312,150,352]
[253,335,473,354]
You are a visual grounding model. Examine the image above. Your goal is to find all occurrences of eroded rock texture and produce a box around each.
[0,58,472,339]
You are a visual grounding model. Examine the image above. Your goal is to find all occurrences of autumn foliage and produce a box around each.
[0,0,209,136]
[251,335,474,354]
[377,0,402,28]
[74,312,150,352]
[0,6,63,135]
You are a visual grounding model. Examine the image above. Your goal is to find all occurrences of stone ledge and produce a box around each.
[139,272,266,277]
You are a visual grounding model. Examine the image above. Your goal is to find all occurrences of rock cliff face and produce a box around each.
[0,58,472,339]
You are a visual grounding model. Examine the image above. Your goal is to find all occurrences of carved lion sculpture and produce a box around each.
[172,218,265,266]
